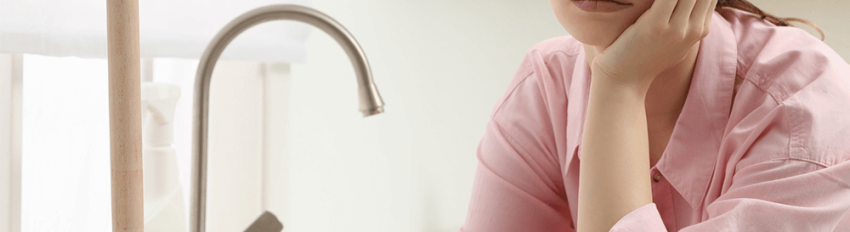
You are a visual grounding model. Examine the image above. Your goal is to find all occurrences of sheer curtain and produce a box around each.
[20,54,112,232]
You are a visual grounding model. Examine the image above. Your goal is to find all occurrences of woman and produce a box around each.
[460,0,850,231]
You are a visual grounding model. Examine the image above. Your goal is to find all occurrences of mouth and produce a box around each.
[571,0,633,5]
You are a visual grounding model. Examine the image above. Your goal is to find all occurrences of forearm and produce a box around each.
[577,76,654,232]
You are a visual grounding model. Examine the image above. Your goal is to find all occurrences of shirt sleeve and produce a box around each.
[459,120,575,232]
[609,159,850,232]
[459,57,574,231]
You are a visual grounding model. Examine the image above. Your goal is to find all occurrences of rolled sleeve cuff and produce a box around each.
[609,203,667,232]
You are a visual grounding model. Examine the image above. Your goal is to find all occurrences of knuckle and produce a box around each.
[687,26,703,40]
[650,23,667,34]
[701,27,711,38]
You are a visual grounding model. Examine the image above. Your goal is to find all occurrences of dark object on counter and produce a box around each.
[244,211,283,232]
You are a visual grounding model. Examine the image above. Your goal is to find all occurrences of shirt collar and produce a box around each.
[657,11,738,208]
[574,11,738,209]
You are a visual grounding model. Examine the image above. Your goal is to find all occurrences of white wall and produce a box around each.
[281,1,565,231]
[205,61,267,232]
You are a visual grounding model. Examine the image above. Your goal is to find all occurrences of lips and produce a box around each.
[572,0,634,12]
[572,0,633,5]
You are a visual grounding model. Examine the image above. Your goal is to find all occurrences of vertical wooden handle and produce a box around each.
[107,0,144,231]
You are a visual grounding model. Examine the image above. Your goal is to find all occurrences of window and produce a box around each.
[16,55,278,232]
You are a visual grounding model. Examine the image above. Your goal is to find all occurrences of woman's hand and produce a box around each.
[590,0,717,92]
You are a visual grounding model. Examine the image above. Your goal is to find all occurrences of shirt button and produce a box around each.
[653,173,662,183]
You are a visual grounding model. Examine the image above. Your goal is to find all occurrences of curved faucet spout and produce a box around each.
[191,5,384,232]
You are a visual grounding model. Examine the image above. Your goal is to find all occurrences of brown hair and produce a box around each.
[716,0,825,40]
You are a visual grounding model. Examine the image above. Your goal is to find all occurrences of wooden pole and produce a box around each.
[106,0,144,231]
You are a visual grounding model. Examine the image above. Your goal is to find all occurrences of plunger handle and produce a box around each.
[107,0,144,231]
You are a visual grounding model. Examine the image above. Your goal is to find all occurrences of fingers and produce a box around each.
[646,0,678,25]
[644,0,716,41]
[690,0,716,26]
[703,0,718,34]
[670,0,698,27]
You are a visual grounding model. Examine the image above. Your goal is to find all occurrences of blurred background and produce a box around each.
[0,0,847,232]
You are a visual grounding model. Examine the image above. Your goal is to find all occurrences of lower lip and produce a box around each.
[572,0,633,13]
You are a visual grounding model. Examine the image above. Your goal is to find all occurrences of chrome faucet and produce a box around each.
[191,5,385,232]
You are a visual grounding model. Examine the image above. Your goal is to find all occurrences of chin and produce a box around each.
[563,20,625,48]
[550,0,651,48]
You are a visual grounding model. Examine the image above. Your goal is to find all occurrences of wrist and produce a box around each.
[589,73,650,101]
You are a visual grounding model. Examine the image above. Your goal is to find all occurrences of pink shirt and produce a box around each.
[460,9,850,232]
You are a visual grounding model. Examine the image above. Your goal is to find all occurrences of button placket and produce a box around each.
[650,169,676,231]
[650,167,663,183]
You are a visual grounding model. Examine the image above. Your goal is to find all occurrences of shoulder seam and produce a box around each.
[492,70,535,118]
[492,44,580,118]
[782,70,840,166]
[740,75,780,104]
